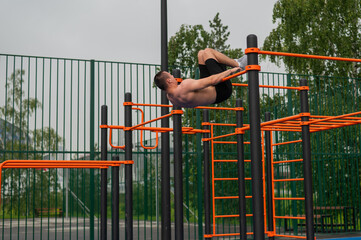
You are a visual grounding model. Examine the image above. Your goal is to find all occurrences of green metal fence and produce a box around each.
[0,53,361,239]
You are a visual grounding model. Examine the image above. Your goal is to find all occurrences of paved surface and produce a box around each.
[1,218,360,239]
[0,218,198,240]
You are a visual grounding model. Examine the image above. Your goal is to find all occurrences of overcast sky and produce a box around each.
[0,0,280,71]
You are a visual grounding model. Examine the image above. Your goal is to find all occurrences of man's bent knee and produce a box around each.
[198,50,205,64]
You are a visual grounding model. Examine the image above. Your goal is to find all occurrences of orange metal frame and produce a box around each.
[0,160,133,204]
[100,102,244,150]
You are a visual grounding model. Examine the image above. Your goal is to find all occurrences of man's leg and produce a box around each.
[198,48,238,67]
[197,48,233,104]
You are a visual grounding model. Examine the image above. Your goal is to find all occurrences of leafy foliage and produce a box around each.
[0,70,63,217]
[263,0,361,78]
[168,13,242,76]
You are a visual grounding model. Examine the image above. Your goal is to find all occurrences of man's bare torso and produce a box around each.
[167,79,217,108]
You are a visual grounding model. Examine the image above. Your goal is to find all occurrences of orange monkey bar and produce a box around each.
[232,83,309,91]
[228,112,361,133]
[125,102,244,111]
[246,47,361,63]
[0,160,133,204]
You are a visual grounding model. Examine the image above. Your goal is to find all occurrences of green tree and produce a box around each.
[0,69,63,217]
[168,13,243,75]
[263,0,361,78]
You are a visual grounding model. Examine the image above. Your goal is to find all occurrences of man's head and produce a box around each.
[154,71,173,91]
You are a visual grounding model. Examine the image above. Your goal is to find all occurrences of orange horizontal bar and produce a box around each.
[104,125,125,130]
[259,50,361,63]
[273,159,303,164]
[214,195,252,200]
[274,234,306,239]
[194,106,243,111]
[214,196,238,199]
[274,197,305,201]
[311,115,361,121]
[203,132,237,142]
[0,160,134,205]
[261,114,304,127]
[208,123,237,126]
[208,232,253,238]
[128,113,173,130]
[308,111,361,126]
[221,69,247,82]
[213,159,237,162]
[214,177,238,181]
[273,178,304,182]
[213,141,237,144]
[108,126,207,134]
[212,140,250,144]
[2,160,130,166]
[232,83,307,91]
[272,140,302,146]
[130,103,173,108]
[275,216,306,220]
[209,232,254,238]
[262,128,302,132]
[215,214,253,218]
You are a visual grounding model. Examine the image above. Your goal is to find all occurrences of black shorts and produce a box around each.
[199,60,232,104]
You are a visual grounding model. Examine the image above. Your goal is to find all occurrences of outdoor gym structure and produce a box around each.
[98,34,361,240]
[1,34,361,240]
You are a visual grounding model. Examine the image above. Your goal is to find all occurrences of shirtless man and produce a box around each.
[154,48,247,108]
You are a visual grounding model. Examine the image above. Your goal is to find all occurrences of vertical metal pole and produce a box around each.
[112,155,120,240]
[287,74,298,234]
[265,112,274,240]
[299,79,314,240]
[124,93,133,240]
[246,34,265,240]
[90,59,96,240]
[203,109,211,239]
[172,69,184,239]
[236,99,247,240]
[195,69,204,240]
[161,0,171,239]
[100,105,108,240]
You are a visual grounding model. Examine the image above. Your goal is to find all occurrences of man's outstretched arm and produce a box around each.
[185,67,240,92]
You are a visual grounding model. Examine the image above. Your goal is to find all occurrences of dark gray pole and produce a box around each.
[101,105,108,240]
[265,112,274,240]
[203,109,211,239]
[124,93,133,240]
[299,79,314,240]
[161,0,171,239]
[246,34,265,240]
[172,69,184,239]
[236,99,247,240]
[112,155,120,240]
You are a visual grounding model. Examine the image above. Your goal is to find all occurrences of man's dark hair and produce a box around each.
[154,71,169,91]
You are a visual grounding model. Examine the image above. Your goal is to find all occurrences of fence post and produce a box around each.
[89,59,95,240]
